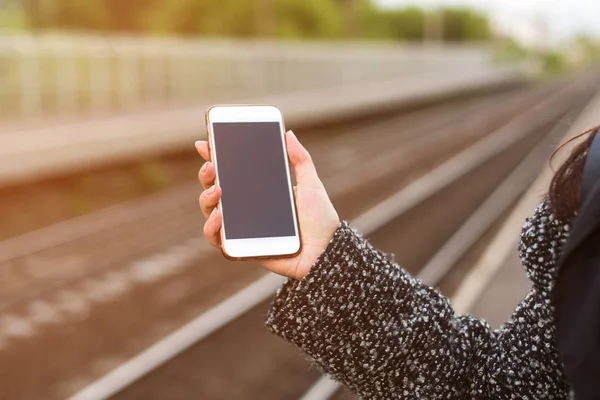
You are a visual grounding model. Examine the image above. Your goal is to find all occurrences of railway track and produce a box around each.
[0,74,596,400]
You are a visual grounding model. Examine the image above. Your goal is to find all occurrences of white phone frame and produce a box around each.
[206,105,301,259]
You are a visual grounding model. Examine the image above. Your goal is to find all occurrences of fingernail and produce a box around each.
[205,185,215,195]
[210,207,218,219]
[201,163,207,172]
[195,141,202,148]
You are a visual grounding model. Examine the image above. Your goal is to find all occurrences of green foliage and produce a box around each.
[0,1,28,31]
[276,0,343,39]
[439,8,490,42]
[362,6,490,42]
[19,0,492,42]
[572,35,600,64]
[541,50,567,76]
[366,7,425,41]
[143,0,250,36]
[23,0,151,32]
[494,37,529,63]
[195,0,257,37]
[142,0,344,38]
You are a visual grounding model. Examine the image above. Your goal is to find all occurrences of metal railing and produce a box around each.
[0,35,493,120]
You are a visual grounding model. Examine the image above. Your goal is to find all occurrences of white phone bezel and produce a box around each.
[206,105,301,259]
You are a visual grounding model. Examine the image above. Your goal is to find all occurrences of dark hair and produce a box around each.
[549,126,599,218]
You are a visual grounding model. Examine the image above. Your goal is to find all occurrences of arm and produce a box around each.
[195,133,568,398]
[266,222,569,399]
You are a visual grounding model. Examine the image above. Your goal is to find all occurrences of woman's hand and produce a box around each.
[196,131,340,280]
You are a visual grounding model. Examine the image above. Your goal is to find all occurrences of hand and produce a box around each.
[196,131,340,280]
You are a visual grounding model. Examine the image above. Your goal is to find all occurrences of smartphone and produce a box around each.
[205,105,301,260]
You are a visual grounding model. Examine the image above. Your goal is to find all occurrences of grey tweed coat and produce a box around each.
[266,201,574,399]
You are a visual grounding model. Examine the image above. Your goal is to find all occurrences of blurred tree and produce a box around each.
[23,0,151,32]
[144,0,254,36]
[364,7,425,40]
[256,0,277,37]
[439,8,490,42]
[0,0,27,30]
[541,50,567,76]
[276,0,343,38]
[423,9,444,42]
[19,0,491,43]
[140,0,199,35]
[493,37,528,63]
[333,0,374,39]
[572,34,600,64]
[363,7,489,42]
[144,0,344,38]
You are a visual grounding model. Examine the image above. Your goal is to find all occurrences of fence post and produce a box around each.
[51,36,79,115]
[167,41,190,105]
[16,36,42,119]
[88,37,112,114]
[143,39,166,106]
[115,39,139,110]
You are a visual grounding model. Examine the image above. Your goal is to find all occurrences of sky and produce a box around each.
[374,0,600,44]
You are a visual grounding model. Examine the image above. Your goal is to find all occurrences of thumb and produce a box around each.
[285,131,322,188]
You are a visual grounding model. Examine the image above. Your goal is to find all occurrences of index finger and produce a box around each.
[195,141,211,161]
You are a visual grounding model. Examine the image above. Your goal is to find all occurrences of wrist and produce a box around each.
[294,221,341,280]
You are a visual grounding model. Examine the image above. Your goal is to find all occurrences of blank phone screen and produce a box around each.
[212,122,296,240]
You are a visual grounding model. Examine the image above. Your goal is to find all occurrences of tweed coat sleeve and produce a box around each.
[266,215,571,399]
